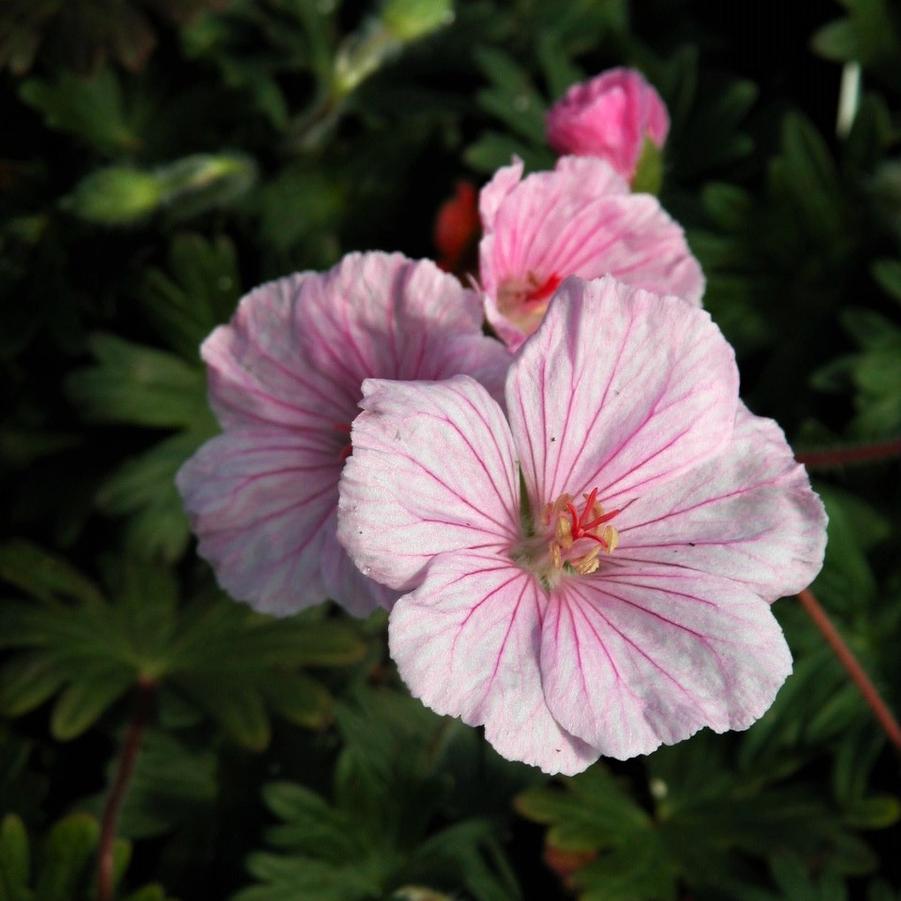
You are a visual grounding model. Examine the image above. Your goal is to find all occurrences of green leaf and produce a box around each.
[139,233,241,362]
[0,654,67,717]
[0,815,29,900]
[49,666,133,740]
[812,20,858,60]
[258,167,346,259]
[810,485,879,613]
[0,540,103,605]
[95,428,214,563]
[182,680,270,751]
[0,813,166,900]
[34,814,99,901]
[517,766,650,852]
[464,131,554,175]
[259,672,332,730]
[844,94,892,171]
[775,113,842,238]
[66,334,211,428]
[703,183,754,231]
[112,729,218,839]
[241,688,522,900]
[474,47,547,145]
[872,258,901,304]
[841,308,896,349]
[536,34,582,101]
[237,853,381,901]
[18,69,144,156]
[843,796,900,830]
[122,887,171,901]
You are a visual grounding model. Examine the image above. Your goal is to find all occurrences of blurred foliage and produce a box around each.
[0,812,172,901]
[235,689,532,900]
[1,0,900,898]
[0,542,364,747]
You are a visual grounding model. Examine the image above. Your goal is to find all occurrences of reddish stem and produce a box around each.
[795,438,901,469]
[797,589,901,749]
[97,679,156,901]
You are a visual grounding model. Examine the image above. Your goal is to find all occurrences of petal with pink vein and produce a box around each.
[180,252,512,617]
[389,550,600,775]
[177,429,337,615]
[338,375,519,592]
[615,404,828,602]
[506,276,738,509]
[479,155,704,349]
[540,564,792,758]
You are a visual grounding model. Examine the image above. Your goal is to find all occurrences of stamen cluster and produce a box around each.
[545,488,622,576]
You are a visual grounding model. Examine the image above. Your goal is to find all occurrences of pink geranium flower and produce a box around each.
[338,276,827,774]
[176,251,511,617]
[479,155,704,351]
[546,67,669,180]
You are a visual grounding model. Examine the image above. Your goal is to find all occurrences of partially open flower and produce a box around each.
[339,276,827,774]
[479,156,703,350]
[177,251,510,618]
[546,67,669,182]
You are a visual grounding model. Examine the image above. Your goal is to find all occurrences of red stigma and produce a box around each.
[567,489,608,548]
[525,273,562,305]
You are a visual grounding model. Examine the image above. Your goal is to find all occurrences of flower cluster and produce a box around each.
[178,68,827,774]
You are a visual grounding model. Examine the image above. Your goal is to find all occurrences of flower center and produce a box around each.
[540,488,626,578]
[496,271,562,334]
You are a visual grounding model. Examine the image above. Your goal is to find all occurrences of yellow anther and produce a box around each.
[550,541,562,569]
[575,546,601,575]
[603,525,619,554]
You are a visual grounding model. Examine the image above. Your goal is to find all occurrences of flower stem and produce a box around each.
[97,678,156,901]
[797,589,901,749]
[795,438,901,469]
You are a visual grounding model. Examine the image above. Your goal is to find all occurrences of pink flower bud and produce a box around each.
[546,67,669,181]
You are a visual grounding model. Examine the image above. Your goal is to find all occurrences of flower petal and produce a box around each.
[614,405,827,601]
[338,375,520,592]
[507,276,739,509]
[389,550,599,775]
[540,564,792,758]
[183,251,512,616]
[203,251,510,430]
[478,157,526,232]
[479,156,703,349]
[320,538,398,617]
[176,429,339,615]
[202,272,352,431]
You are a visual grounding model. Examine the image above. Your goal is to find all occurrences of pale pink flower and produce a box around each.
[338,276,826,774]
[546,67,669,180]
[479,155,704,351]
[176,251,511,617]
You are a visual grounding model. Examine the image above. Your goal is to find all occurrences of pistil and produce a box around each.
[542,489,627,577]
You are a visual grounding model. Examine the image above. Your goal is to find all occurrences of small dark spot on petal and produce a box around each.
[550,436,556,442]
[689,542,696,547]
